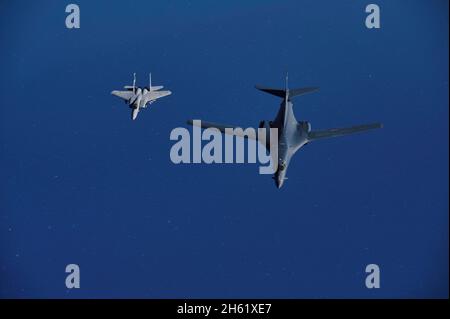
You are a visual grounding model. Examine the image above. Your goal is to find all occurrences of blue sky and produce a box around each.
[0,0,448,298]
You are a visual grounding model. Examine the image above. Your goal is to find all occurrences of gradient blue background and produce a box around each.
[0,0,448,298]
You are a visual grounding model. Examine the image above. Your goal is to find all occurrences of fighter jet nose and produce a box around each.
[132,109,139,120]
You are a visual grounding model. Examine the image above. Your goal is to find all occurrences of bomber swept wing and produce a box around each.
[308,123,383,141]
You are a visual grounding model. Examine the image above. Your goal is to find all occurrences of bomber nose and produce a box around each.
[275,177,284,189]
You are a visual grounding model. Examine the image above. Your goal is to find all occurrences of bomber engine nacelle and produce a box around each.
[258,120,275,129]
[298,121,311,133]
[258,120,273,147]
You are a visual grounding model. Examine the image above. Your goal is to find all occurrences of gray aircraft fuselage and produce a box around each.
[268,97,308,188]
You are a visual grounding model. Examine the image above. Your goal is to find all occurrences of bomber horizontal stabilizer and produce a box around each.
[255,85,319,99]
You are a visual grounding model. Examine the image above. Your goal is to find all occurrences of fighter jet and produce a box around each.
[188,75,382,188]
[111,73,172,120]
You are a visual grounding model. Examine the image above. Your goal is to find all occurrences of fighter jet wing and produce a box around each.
[308,123,382,141]
[145,90,171,100]
[111,90,134,101]
[187,120,258,140]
